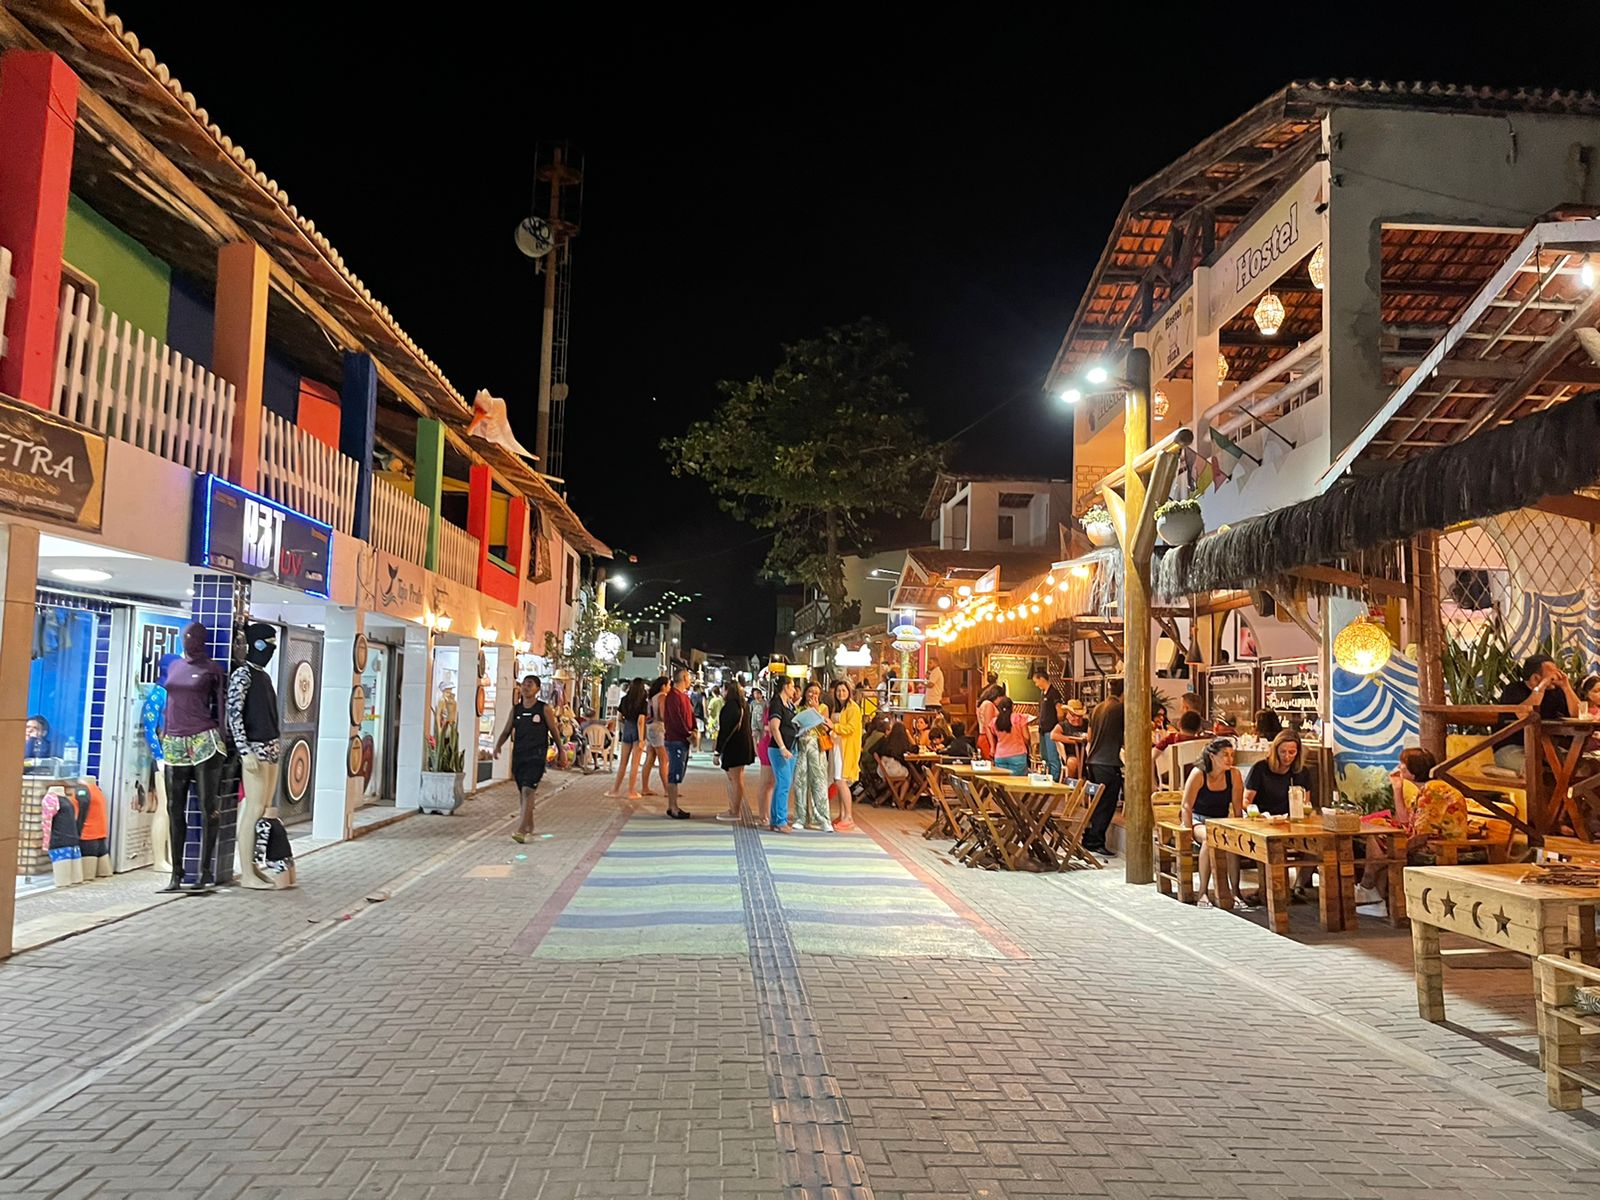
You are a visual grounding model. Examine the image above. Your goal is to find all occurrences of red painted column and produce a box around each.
[0,52,79,409]
[466,464,492,590]
[506,496,528,577]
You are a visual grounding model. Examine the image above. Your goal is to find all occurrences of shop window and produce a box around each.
[25,606,98,776]
[564,552,578,606]
[997,514,1014,541]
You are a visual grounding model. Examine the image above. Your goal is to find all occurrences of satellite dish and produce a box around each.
[514,215,554,258]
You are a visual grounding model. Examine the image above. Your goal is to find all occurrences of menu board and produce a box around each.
[986,653,1043,704]
[1262,656,1321,737]
[1077,677,1107,707]
[1204,666,1257,729]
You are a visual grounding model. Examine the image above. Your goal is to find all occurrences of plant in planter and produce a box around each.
[1153,497,1204,546]
[1080,505,1116,547]
[420,716,467,814]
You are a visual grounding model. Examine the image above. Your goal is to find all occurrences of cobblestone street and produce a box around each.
[2,762,1597,1200]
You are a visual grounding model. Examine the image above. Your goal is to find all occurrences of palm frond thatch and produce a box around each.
[1084,545,1125,615]
[1157,392,1600,601]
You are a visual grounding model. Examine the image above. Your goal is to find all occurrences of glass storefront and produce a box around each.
[477,646,499,784]
[358,642,397,805]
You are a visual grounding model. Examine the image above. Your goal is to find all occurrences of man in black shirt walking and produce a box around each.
[1082,679,1125,856]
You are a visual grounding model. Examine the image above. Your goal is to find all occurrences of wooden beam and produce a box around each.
[1532,493,1600,525]
[1289,565,1411,599]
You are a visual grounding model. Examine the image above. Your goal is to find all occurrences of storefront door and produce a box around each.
[358,641,400,805]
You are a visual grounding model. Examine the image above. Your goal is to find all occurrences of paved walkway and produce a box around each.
[0,760,1595,1199]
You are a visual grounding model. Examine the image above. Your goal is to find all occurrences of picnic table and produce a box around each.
[1404,862,1600,1023]
[935,765,1098,871]
[1207,815,1382,935]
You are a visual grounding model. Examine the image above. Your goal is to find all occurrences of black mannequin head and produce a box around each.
[244,622,278,668]
[182,621,210,661]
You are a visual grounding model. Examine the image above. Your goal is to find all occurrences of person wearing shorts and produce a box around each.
[495,675,556,843]
[662,669,696,819]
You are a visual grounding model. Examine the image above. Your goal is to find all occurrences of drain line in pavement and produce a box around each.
[733,823,876,1198]
[1045,874,1600,1166]
[0,789,547,1140]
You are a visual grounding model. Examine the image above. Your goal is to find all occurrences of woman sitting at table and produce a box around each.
[1181,738,1244,908]
[1355,748,1471,906]
[987,696,1033,776]
[943,721,976,759]
[929,716,952,752]
[1243,730,1310,816]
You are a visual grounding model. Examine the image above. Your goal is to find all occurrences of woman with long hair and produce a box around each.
[988,696,1033,776]
[1181,738,1244,907]
[791,680,834,831]
[828,680,862,831]
[639,676,670,798]
[604,678,649,800]
[715,680,757,822]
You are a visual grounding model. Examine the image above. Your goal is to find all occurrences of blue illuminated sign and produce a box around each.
[190,474,332,598]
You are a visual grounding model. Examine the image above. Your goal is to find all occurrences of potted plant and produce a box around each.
[420,721,466,815]
[1081,505,1116,547]
[1154,497,1204,546]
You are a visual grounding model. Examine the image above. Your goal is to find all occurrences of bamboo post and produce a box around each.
[1413,530,1446,759]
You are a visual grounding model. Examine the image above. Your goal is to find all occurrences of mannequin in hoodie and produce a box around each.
[158,622,227,892]
[228,622,283,890]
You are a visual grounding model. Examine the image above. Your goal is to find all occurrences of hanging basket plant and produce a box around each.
[1081,505,1116,547]
[1154,497,1204,546]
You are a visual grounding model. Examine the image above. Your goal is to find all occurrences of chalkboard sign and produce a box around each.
[1262,656,1321,736]
[986,653,1042,703]
[1205,666,1257,729]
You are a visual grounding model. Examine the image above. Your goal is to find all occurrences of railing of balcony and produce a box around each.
[438,518,479,588]
[51,284,235,475]
[369,476,429,566]
[258,408,359,534]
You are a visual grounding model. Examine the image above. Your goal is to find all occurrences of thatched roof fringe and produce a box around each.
[1158,392,1600,601]
[1085,546,1125,616]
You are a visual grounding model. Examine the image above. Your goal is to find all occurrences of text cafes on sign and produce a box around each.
[190,474,333,596]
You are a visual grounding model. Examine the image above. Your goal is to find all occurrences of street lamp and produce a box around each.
[1055,349,1192,887]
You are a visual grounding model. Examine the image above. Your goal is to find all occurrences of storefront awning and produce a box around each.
[1156,391,1600,600]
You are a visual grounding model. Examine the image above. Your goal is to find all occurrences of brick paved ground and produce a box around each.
[0,762,1596,1199]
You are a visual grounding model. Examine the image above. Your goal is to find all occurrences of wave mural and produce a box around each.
[1503,586,1600,668]
[1331,649,1420,805]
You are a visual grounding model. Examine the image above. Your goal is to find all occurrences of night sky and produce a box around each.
[108,7,1598,653]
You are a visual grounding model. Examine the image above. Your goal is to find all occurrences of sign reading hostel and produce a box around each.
[191,474,332,596]
[1207,166,1323,334]
[0,393,106,531]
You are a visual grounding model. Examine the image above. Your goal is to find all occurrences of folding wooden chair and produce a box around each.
[949,774,1012,869]
[1050,780,1103,870]
[882,762,917,810]
[924,763,964,840]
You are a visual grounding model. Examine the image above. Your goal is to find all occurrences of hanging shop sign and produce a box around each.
[1207,166,1323,334]
[1146,285,1196,383]
[190,475,331,597]
[1262,656,1321,734]
[835,643,873,668]
[0,393,107,532]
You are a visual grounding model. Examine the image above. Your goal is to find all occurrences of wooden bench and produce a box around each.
[1151,790,1195,903]
[1535,954,1600,1110]
[1543,836,1600,865]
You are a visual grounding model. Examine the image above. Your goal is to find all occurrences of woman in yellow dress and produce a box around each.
[828,680,862,831]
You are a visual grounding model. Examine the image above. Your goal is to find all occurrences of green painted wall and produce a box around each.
[62,195,172,340]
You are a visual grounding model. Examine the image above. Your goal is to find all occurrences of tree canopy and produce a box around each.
[663,319,943,613]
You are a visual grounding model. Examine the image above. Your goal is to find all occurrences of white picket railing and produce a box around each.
[51,285,235,475]
[0,246,14,360]
[370,475,429,566]
[258,408,359,534]
[438,518,479,588]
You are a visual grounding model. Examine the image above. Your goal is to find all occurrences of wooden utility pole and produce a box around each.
[1101,348,1190,886]
[534,147,563,468]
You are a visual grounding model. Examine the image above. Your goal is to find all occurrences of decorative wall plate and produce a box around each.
[354,632,370,672]
[350,684,366,727]
[292,661,316,712]
[285,739,313,803]
[346,735,364,776]
[476,682,487,717]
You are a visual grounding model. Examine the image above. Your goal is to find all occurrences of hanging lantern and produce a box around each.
[1216,353,1230,382]
[1253,290,1286,336]
[1333,615,1393,676]
[1153,389,1170,421]
[1308,244,1326,290]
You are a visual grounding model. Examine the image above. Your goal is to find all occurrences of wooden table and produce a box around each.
[984,775,1079,870]
[1403,862,1600,1023]
[1207,816,1353,935]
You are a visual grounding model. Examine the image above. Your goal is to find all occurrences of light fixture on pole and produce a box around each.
[1253,290,1286,336]
[1308,244,1326,290]
[1153,389,1169,421]
[1217,353,1230,382]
